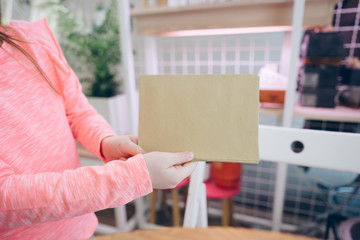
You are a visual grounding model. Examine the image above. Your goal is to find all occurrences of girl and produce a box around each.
[0,5,196,240]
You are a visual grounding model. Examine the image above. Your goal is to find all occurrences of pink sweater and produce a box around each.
[0,19,152,239]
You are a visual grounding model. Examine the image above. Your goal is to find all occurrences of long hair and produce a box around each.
[0,3,59,93]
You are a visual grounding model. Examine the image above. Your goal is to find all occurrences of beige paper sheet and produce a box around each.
[138,75,259,164]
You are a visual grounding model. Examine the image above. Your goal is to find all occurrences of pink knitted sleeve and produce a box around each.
[0,154,152,228]
[0,20,153,229]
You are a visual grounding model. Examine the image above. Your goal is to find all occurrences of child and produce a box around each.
[0,13,196,240]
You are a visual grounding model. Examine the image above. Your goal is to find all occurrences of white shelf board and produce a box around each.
[293,102,360,123]
[131,0,338,35]
[260,103,360,123]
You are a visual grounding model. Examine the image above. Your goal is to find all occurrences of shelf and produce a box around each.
[260,102,360,123]
[131,0,338,36]
[259,103,284,117]
[293,102,360,123]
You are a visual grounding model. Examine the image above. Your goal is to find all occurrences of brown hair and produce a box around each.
[0,3,59,94]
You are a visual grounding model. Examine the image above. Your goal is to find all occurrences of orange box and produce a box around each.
[259,89,286,104]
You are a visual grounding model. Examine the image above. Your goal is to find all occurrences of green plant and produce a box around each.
[57,0,121,97]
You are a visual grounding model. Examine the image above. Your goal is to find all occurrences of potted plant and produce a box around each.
[56,0,129,134]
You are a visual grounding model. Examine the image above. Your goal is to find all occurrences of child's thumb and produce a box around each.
[126,141,146,155]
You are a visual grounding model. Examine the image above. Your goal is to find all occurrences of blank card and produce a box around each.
[138,75,259,164]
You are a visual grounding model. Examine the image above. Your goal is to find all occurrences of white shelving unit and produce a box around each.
[119,0,360,233]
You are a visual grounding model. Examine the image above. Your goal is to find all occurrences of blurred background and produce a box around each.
[2,0,360,239]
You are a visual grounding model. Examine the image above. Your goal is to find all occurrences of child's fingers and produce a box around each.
[175,161,198,180]
[165,152,194,167]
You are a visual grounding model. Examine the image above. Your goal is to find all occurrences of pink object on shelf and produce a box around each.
[204,180,241,199]
[205,162,242,199]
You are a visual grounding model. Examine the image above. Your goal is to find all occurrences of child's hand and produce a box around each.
[101,135,145,161]
[143,151,197,189]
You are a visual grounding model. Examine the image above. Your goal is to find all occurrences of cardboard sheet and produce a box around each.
[138,75,259,164]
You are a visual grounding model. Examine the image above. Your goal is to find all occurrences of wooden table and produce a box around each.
[92,227,320,240]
